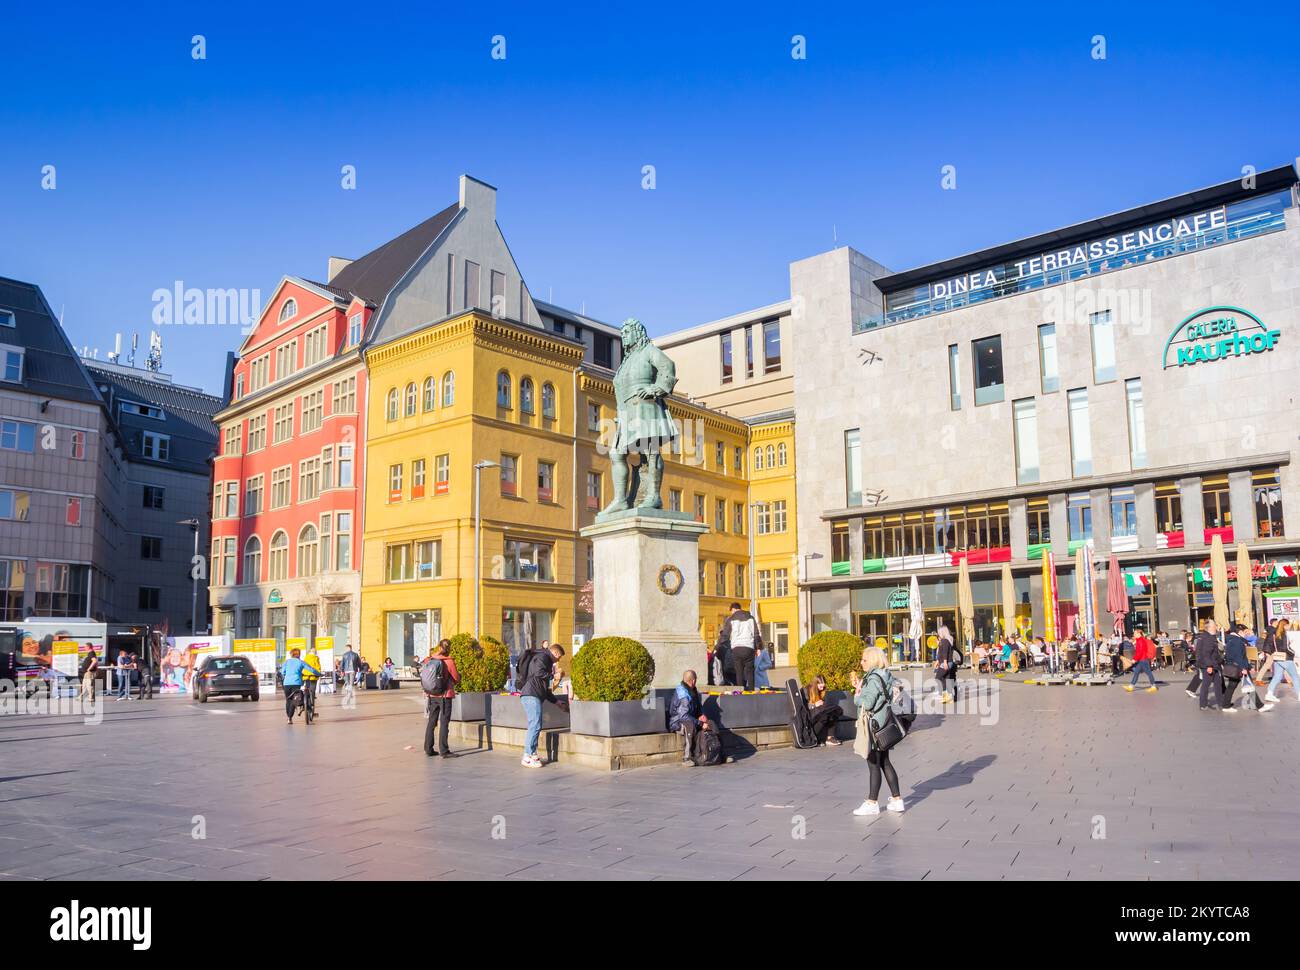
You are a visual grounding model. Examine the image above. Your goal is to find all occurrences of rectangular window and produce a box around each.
[0,420,36,453]
[1038,323,1059,393]
[594,333,613,368]
[774,568,789,598]
[694,494,705,524]
[224,480,239,517]
[142,432,170,461]
[338,444,354,487]
[1155,481,1183,534]
[844,429,862,506]
[720,332,733,383]
[1,348,22,383]
[1125,378,1147,469]
[1110,487,1137,537]
[138,587,161,611]
[1090,310,1116,383]
[416,539,442,579]
[762,319,781,373]
[464,260,480,309]
[271,467,291,509]
[348,313,362,346]
[298,458,320,502]
[143,485,165,510]
[247,414,266,451]
[772,499,787,533]
[120,401,164,420]
[831,522,850,562]
[758,570,772,599]
[734,446,743,474]
[303,325,329,367]
[733,501,744,535]
[716,562,726,598]
[331,376,357,414]
[65,497,81,527]
[756,503,771,535]
[504,538,554,582]
[0,309,13,327]
[715,441,725,472]
[273,404,293,443]
[386,543,414,582]
[587,402,601,432]
[1068,493,1093,542]
[140,536,163,560]
[250,355,270,391]
[490,270,506,316]
[301,390,323,433]
[275,340,298,381]
[735,564,745,599]
[1013,398,1039,485]
[221,537,236,586]
[70,430,85,460]
[744,325,754,379]
[321,446,333,490]
[335,512,352,570]
[1254,468,1285,539]
[1027,498,1051,546]
[1202,476,1231,530]
[223,424,241,455]
[1067,387,1092,477]
[500,454,518,497]
[669,488,682,513]
[33,562,88,616]
[537,461,555,503]
[947,344,961,410]
[586,471,601,510]
[388,463,403,502]
[715,498,726,532]
[235,374,244,400]
[245,476,263,515]
[972,335,1004,405]
[434,454,449,494]
[412,458,426,499]
[0,559,25,621]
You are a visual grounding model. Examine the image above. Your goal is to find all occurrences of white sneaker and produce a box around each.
[1222,706,1237,713]
[1265,694,1281,703]
[521,755,542,768]
[853,799,880,816]
[886,797,906,813]
[1185,689,1196,698]
[1261,703,1275,712]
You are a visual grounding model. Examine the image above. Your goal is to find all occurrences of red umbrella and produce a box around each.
[1106,553,1129,634]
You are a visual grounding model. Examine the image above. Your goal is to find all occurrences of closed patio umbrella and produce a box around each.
[1042,552,1058,643]
[1001,561,1017,639]
[957,556,975,653]
[1211,534,1230,630]
[1235,542,1254,629]
[1106,552,1129,635]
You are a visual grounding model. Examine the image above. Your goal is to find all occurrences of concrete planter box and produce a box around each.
[569,689,673,737]
[450,691,491,721]
[488,693,569,730]
[699,690,790,730]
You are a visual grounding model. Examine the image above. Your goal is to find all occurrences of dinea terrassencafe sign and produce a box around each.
[1161,305,1280,369]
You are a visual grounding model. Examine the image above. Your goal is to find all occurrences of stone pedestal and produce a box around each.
[580,510,709,689]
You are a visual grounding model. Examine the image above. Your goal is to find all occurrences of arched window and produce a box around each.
[497,370,512,408]
[520,377,535,414]
[297,524,319,578]
[777,442,788,466]
[753,447,764,471]
[278,298,297,323]
[404,382,417,417]
[441,371,455,407]
[386,388,399,422]
[423,377,436,412]
[269,531,289,581]
[243,536,262,584]
[541,382,556,419]
[765,444,775,468]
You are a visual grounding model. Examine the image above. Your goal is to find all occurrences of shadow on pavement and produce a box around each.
[905,754,997,808]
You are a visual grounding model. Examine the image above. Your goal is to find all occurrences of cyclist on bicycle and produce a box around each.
[302,646,322,718]
[280,648,316,724]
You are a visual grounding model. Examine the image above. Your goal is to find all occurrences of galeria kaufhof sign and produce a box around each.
[929,208,1227,301]
[1162,305,1280,369]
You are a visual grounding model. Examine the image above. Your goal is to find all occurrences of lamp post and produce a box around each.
[473,460,499,640]
[748,501,767,619]
[802,552,823,642]
[179,518,200,633]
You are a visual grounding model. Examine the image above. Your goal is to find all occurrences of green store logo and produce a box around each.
[1162,305,1280,369]
[886,588,910,609]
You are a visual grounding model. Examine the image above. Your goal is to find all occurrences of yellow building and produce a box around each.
[359,309,802,672]
[748,412,800,666]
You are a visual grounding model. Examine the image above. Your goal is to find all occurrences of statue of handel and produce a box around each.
[601,318,679,514]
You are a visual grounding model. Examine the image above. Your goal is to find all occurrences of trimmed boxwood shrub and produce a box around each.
[571,636,655,702]
[796,630,865,691]
[446,633,509,693]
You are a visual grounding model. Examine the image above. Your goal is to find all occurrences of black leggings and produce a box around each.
[809,705,839,743]
[868,747,900,801]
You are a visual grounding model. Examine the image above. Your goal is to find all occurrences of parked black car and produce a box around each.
[193,655,259,702]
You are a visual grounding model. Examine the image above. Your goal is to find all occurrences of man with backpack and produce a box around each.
[421,639,460,758]
[720,602,762,691]
[517,641,564,768]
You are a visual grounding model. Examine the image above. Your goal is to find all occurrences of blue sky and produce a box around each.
[3,0,1297,394]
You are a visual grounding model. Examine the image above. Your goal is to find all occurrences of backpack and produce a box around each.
[420,658,453,695]
[693,724,725,766]
[889,677,917,729]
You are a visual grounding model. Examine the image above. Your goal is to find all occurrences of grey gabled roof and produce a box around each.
[0,276,103,406]
[326,203,460,306]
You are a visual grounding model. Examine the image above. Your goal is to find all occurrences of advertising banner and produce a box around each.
[234,638,278,694]
[159,636,226,693]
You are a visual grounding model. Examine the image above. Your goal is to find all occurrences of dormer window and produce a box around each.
[279,298,298,323]
[120,401,165,420]
[1,346,22,383]
[0,309,15,328]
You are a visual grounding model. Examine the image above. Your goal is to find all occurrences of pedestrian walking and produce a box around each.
[421,639,460,758]
[934,625,958,703]
[1264,619,1296,704]
[339,643,360,703]
[668,669,704,766]
[1222,623,1273,712]
[719,602,761,690]
[851,646,905,816]
[79,648,99,702]
[517,641,564,767]
[1123,626,1158,692]
[1193,620,1224,711]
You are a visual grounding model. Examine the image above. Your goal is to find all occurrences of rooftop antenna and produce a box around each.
[107,333,122,365]
[833,224,838,245]
[127,332,138,368]
[146,331,163,372]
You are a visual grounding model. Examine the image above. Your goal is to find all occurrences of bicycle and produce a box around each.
[289,682,317,724]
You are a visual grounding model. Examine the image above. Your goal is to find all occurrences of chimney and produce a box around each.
[328,257,353,282]
[459,175,497,221]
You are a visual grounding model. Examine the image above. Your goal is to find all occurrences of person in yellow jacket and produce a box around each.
[302,647,322,715]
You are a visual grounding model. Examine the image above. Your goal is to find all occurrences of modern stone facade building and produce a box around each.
[0,275,221,631]
[785,163,1300,646]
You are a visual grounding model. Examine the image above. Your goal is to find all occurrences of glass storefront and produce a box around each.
[386,609,441,667]
[501,608,552,658]
[327,600,351,648]
[851,576,1033,661]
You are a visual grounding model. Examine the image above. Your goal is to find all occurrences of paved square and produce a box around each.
[0,676,1293,881]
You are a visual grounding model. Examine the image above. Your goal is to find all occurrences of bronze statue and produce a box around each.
[601,318,678,514]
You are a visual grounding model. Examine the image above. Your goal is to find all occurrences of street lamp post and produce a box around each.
[802,552,823,642]
[473,460,499,640]
[748,501,766,619]
[179,518,200,633]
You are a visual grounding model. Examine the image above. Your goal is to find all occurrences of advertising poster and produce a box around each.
[234,639,278,695]
[159,636,226,693]
[52,640,80,678]
[14,622,107,687]
[314,636,334,672]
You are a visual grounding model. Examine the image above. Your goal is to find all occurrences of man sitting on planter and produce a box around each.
[668,670,704,766]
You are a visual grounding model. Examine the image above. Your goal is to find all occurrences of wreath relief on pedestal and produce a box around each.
[657,564,684,596]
